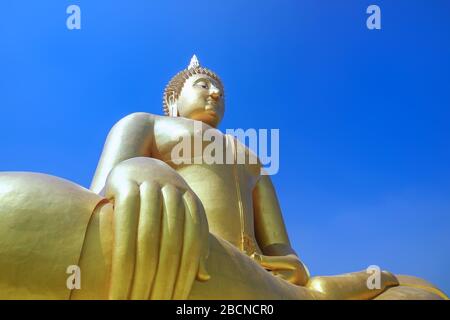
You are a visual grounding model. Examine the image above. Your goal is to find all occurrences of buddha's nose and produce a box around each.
[210,92,220,101]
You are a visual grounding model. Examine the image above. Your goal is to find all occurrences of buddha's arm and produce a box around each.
[253,175,309,285]
[90,113,155,194]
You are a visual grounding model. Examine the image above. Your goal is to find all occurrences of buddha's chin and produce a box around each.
[190,111,220,128]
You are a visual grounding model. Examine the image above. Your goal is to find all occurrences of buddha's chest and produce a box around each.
[152,118,261,183]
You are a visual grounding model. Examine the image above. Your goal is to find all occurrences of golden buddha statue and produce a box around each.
[0,56,447,300]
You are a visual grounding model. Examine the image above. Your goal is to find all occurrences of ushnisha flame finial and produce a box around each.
[188,54,200,70]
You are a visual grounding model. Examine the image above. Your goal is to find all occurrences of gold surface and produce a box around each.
[0,56,447,299]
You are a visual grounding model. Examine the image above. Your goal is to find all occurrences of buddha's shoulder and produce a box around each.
[111,112,157,130]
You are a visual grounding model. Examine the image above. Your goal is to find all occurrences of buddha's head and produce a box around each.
[163,55,225,128]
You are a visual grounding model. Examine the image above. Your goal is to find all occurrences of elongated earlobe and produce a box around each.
[170,102,178,117]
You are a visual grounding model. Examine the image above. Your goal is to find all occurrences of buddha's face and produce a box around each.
[176,74,224,128]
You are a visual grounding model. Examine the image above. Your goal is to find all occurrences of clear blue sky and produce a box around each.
[1,1,449,293]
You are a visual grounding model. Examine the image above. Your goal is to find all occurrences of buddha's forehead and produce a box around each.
[185,74,222,89]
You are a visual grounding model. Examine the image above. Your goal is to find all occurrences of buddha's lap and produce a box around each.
[1,173,444,300]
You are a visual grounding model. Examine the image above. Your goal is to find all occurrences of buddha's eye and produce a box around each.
[195,81,209,89]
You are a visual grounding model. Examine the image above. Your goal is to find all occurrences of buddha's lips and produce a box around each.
[206,98,220,106]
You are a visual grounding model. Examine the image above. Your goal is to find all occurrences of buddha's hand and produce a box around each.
[104,157,210,300]
[252,253,309,286]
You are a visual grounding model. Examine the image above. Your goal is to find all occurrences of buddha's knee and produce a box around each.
[0,172,104,299]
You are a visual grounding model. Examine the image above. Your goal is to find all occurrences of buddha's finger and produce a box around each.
[129,181,162,300]
[108,181,140,300]
[279,256,309,285]
[254,254,296,271]
[172,191,204,299]
[150,184,185,300]
[256,254,309,285]
[286,262,309,286]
